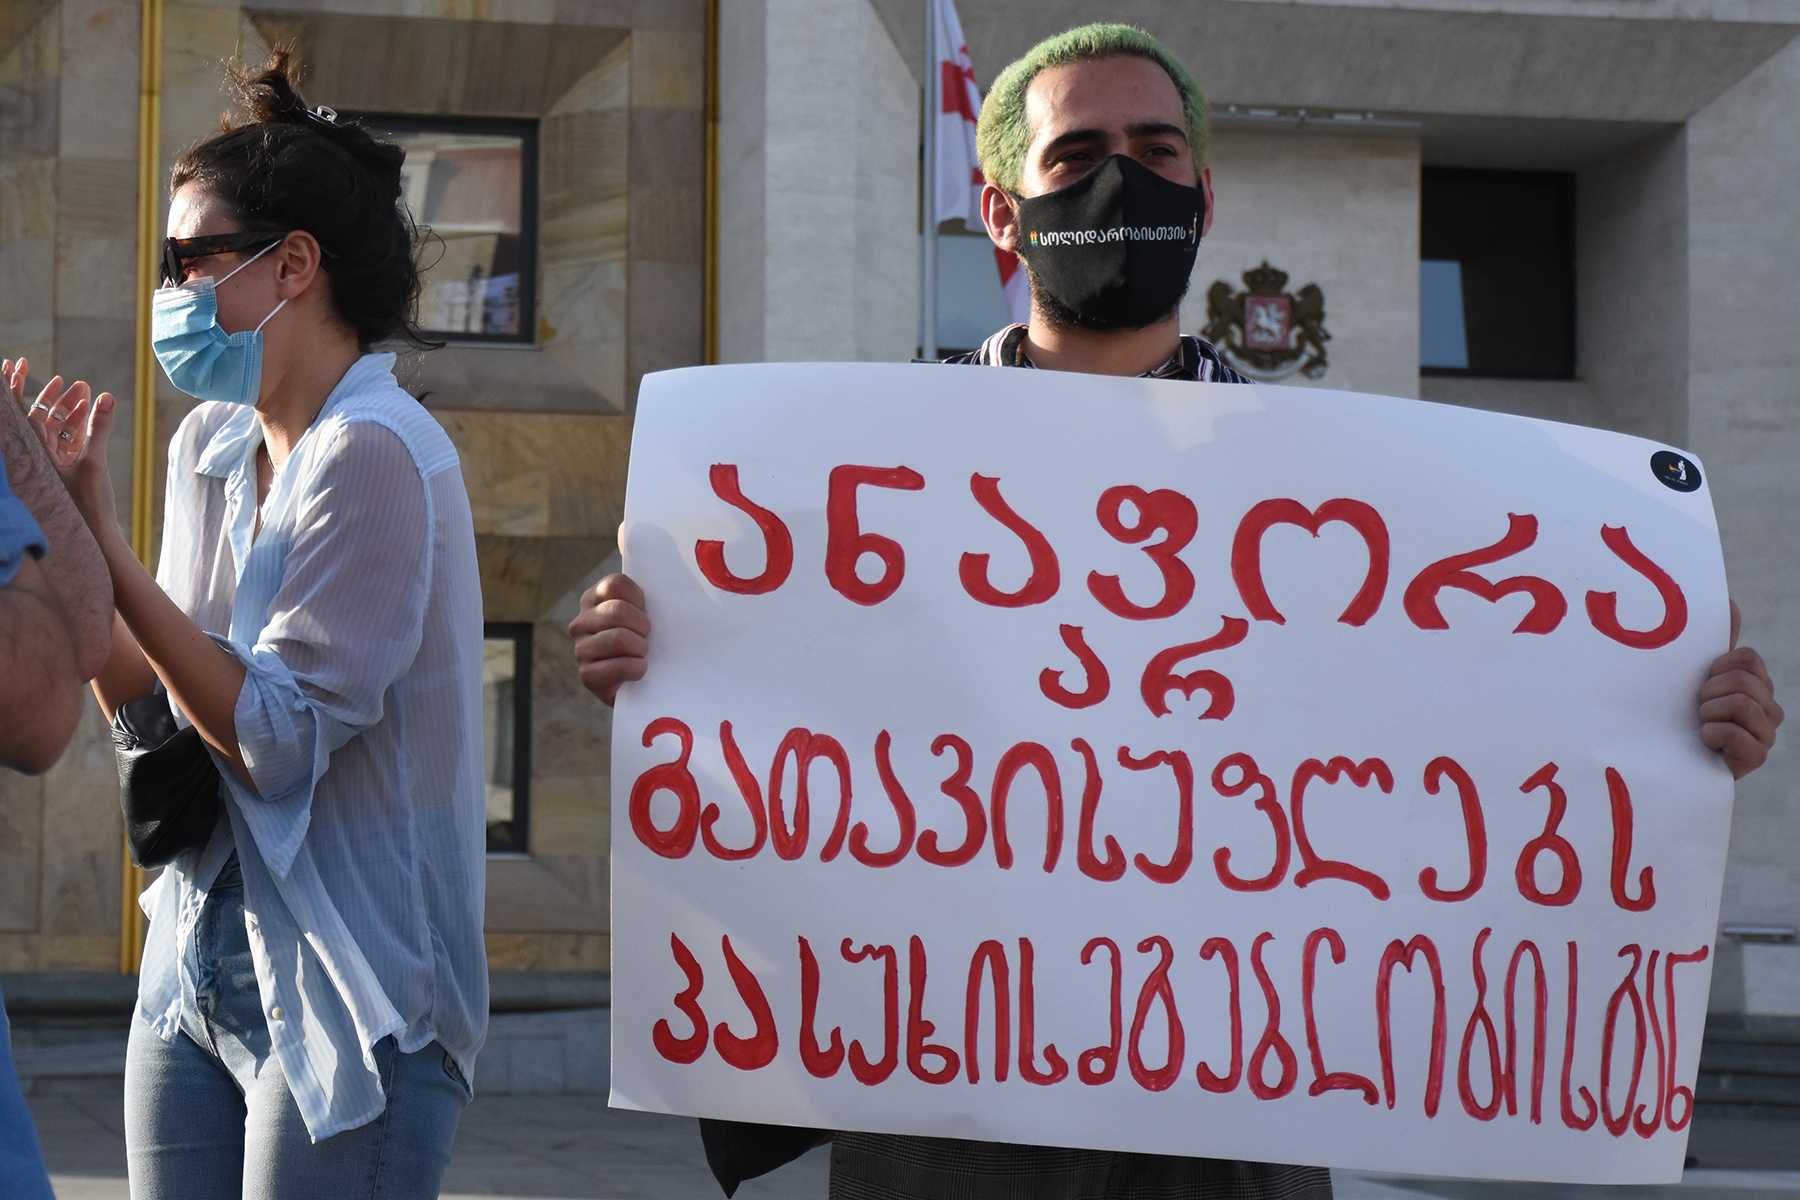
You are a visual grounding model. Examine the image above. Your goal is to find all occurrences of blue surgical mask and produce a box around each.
[151,240,289,406]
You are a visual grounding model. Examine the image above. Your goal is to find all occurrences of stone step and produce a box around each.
[1697,1016,1800,1111]
[1700,1040,1800,1076]
[1697,1072,1800,1111]
[13,1039,124,1082]
[7,1008,611,1095]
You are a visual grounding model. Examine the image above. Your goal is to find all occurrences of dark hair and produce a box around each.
[171,50,436,352]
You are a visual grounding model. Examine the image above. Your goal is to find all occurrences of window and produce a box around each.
[1420,168,1574,378]
[352,114,539,343]
[482,623,532,855]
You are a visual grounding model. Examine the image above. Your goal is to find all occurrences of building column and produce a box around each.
[1684,34,1800,1017]
[718,0,919,365]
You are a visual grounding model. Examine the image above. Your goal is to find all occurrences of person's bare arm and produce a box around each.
[0,553,86,774]
[90,612,157,725]
[1,361,111,679]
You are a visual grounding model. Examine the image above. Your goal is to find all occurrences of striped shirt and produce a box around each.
[826,325,1327,1200]
[944,323,1251,384]
[135,352,489,1140]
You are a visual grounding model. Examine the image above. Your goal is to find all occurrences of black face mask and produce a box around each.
[1012,154,1205,331]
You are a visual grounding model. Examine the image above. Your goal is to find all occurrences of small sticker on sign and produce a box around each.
[1652,450,1702,493]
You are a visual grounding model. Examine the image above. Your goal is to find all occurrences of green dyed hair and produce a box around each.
[976,23,1209,194]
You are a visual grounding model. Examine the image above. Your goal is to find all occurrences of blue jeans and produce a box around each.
[0,989,53,1200]
[124,860,469,1199]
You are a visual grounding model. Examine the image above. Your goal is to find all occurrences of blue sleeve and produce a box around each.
[0,456,48,589]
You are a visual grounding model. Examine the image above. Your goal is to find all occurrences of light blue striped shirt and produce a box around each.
[136,353,489,1141]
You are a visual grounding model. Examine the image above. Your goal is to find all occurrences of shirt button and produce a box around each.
[269,1006,285,1022]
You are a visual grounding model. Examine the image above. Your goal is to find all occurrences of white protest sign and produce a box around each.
[608,362,1732,1184]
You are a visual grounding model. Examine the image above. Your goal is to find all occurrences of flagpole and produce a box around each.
[920,0,939,360]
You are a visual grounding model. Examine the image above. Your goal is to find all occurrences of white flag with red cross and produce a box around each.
[933,0,1031,325]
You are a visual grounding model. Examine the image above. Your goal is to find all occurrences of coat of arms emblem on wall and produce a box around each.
[1201,261,1331,382]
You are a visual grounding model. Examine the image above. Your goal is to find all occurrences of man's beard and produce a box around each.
[1025,259,1192,333]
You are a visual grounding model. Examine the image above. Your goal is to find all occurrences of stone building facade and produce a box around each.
[0,0,702,987]
[1,0,1796,1022]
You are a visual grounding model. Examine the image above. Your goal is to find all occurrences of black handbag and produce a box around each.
[111,683,223,868]
[699,1118,831,1197]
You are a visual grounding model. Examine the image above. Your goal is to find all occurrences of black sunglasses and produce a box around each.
[160,231,290,287]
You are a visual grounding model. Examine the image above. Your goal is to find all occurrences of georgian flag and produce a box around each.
[933,0,1031,324]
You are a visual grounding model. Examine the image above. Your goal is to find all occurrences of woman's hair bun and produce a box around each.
[174,47,435,352]
[224,48,312,127]
[220,50,405,202]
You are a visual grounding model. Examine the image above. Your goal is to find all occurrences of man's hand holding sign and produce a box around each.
[1704,603,1783,779]
[578,362,1781,1186]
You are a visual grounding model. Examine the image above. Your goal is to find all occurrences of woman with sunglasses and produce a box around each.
[20,53,487,1198]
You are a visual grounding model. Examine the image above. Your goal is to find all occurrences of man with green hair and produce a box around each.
[943,21,1248,385]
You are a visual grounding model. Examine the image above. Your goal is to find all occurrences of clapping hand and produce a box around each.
[4,356,120,536]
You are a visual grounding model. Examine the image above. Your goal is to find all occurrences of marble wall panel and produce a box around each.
[0,774,45,933]
[474,536,619,625]
[531,612,607,781]
[541,428,631,541]
[542,110,630,207]
[539,259,628,407]
[246,10,627,119]
[0,5,59,161]
[0,2,57,56]
[52,316,136,530]
[414,343,630,417]
[440,413,553,537]
[540,190,630,271]
[627,107,701,193]
[549,35,630,115]
[439,410,630,540]
[485,932,606,972]
[57,0,137,160]
[485,858,603,933]
[0,160,55,241]
[626,186,704,268]
[0,240,53,322]
[158,5,257,172]
[36,707,122,943]
[52,156,133,232]
[54,233,136,321]
[530,778,607,859]
[0,934,116,971]
[0,78,59,160]
[627,27,702,111]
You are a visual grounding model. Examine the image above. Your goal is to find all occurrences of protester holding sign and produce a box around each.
[15,54,489,1198]
[575,22,1784,1200]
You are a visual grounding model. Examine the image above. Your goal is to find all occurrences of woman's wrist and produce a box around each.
[95,520,138,575]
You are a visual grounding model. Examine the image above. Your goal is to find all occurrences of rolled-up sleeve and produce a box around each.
[0,458,47,589]
[221,419,433,877]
